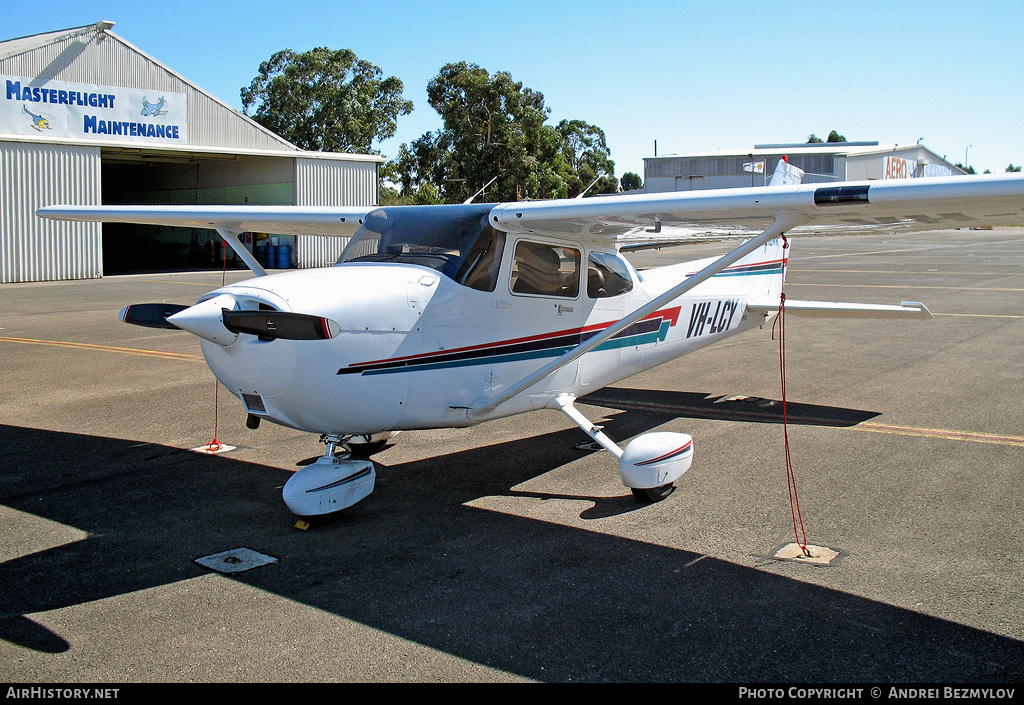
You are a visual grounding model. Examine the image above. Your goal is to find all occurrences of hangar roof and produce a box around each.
[0,21,382,163]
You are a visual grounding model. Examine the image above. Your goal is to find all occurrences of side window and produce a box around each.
[587,251,634,298]
[511,241,580,298]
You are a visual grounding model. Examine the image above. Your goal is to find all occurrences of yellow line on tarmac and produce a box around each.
[786,282,1024,292]
[932,313,1024,319]
[853,422,1024,448]
[0,336,201,361]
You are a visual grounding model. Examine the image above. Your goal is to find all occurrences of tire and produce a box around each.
[631,483,675,503]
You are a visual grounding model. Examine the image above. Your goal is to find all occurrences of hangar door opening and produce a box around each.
[100,151,296,274]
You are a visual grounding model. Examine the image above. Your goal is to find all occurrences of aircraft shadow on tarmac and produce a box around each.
[579,387,881,427]
[1,414,1022,682]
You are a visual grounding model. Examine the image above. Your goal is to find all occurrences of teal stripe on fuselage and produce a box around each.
[361,321,671,376]
[715,266,785,277]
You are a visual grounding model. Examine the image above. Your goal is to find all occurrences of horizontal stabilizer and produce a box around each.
[746,299,932,319]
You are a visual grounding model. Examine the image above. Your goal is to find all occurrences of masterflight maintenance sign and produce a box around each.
[1,75,188,144]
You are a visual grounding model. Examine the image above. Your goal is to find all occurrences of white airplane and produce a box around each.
[38,172,1024,517]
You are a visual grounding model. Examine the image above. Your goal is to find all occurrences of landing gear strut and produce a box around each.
[551,394,692,503]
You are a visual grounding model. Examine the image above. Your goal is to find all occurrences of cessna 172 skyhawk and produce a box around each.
[38,172,1024,516]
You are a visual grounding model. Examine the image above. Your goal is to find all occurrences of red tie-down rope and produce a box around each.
[204,241,229,453]
[772,236,810,556]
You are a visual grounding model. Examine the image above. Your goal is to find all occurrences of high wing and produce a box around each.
[486,173,1024,243]
[38,174,1024,246]
[36,204,374,239]
[37,204,376,276]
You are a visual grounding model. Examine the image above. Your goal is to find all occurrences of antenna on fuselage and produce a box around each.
[574,175,602,199]
[463,176,498,204]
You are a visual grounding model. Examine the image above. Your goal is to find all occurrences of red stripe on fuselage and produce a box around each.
[350,305,683,367]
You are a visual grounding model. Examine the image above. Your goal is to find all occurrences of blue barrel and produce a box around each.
[277,245,292,269]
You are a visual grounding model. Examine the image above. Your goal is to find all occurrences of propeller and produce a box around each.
[120,295,339,344]
[222,310,340,341]
[119,303,190,329]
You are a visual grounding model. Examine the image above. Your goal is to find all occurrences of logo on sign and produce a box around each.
[885,156,917,179]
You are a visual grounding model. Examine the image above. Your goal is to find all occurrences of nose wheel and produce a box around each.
[631,483,676,503]
[282,434,376,516]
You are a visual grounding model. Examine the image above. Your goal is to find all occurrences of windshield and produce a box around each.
[338,204,504,291]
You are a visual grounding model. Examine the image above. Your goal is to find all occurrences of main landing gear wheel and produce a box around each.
[631,483,675,503]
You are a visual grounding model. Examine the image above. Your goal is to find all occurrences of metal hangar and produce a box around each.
[0,21,383,283]
[643,141,967,194]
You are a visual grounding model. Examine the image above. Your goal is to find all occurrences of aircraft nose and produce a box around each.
[166,293,239,346]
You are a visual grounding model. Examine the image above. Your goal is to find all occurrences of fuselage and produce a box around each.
[192,223,787,437]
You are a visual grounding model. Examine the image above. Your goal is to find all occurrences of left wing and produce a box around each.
[486,173,1024,242]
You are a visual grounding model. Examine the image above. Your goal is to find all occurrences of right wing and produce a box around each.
[36,204,375,238]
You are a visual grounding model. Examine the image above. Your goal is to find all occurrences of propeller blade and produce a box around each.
[119,303,190,329]
[222,310,340,340]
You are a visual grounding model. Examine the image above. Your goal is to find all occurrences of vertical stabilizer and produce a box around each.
[769,156,804,186]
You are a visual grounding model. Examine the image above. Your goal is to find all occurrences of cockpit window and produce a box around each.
[453,227,505,292]
[511,241,580,298]
[338,204,504,291]
[587,251,634,298]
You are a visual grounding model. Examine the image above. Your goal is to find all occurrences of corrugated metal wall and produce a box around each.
[294,158,379,268]
[0,140,101,283]
[644,153,838,193]
[1,26,385,280]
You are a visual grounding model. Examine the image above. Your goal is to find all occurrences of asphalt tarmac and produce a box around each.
[1,228,1023,683]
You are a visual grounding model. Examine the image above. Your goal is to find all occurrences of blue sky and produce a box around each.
[6,1,1023,178]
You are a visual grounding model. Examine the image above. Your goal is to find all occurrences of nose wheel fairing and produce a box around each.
[282,435,377,516]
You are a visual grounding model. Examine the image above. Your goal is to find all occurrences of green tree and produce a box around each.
[387,63,616,203]
[620,172,643,191]
[241,47,413,153]
[827,130,847,143]
[381,134,445,199]
[556,119,617,196]
[807,134,824,143]
[421,62,569,203]
[1007,164,1022,173]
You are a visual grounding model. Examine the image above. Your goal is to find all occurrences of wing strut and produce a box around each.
[216,227,268,277]
[468,210,809,419]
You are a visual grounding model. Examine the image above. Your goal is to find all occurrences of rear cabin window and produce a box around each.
[510,241,581,298]
[587,251,634,298]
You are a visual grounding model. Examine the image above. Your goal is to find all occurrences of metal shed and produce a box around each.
[0,21,383,283]
[643,142,966,194]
